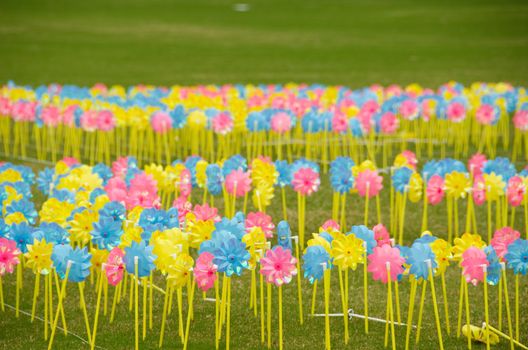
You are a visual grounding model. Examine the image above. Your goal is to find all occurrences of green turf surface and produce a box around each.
[0,0,527,87]
[0,0,528,349]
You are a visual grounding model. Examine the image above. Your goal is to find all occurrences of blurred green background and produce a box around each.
[1,0,527,87]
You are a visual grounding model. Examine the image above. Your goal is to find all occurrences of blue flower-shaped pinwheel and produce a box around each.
[91,217,123,250]
[274,160,292,188]
[484,246,501,285]
[184,156,202,187]
[414,234,437,245]
[89,188,107,204]
[303,245,331,284]
[0,219,9,238]
[349,225,376,254]
[52,245,92,282]
[99,201,126,222]
[246,111,269,131]
[50,189,75,203]
[222,155,247,177]
[422,160,440,181]
[483,157,517,182]
[319,232,334,244]
[170,105,187,129]
[167,207,179,229]
[8,222,34,253]
[392,167,413,193]
[212,237,250,277]
[124,241,157,278]
[34,222,69,245]
[199,230,236,255]
[206,164,223,195]
[504,239,528,275]
[93,163,113,185]
[277,221,292,250]
[5,198,37,224]
[407,243,437,280]
[349,118,364,137]
[439,158,467,176]
[301,110,322,133]
[330,157,355,194]
[36,167,54,195]
[215,217,245,240]
[291,158,320,174]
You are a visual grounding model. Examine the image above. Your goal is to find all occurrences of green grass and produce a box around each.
[0,0,528,349]
[0,0,528,87]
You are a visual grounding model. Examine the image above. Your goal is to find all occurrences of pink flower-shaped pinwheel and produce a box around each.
[225,169,252,197]
[194,252,218,292]
[475,104,496,125]
[356,170,383,198]
[173,196,193,222]
[401,150,418,169]
[212,112,233,135]
[399,99,419,120]
[41,106,61,127]
[332,112,348,133]
[80,110,98,131]
[61,157,80,167]
[105,177,128,204]
[194,203,220,222]
[270,112,292,133]
[151,111,172,134]
[97,110,115,131]
[179,169,192,198]
[461,246,489,286]
[105,247,125,286]
[446,101,466,122]
[260,246,297,286]
[367,244,405,283]
[127,173,160,209]
[491,227,521,259]
[513,110,528,131]
[380,112,399,134]
[112,157,130,178]
[292,168,320,196]
[246,212,275,238]
[426,175,445,205]
[507,176,526,207]
[472,175,486,206]
[321,219,340,232]
[0,238,21,275]
[468,153,487,177]
[373,224,391,247]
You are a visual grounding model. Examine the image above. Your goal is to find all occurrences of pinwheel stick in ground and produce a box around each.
[48,261,71,350]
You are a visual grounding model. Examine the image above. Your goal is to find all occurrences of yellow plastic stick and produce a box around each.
[110,283,119,323]
[295,238,303,325]
[324,267,331,350]
[464,280,472,350]
[44,271,49,340]
[394,277,401,323]
[415,280,427,344]
[364,183,370,226]
[226,277,232,350]
[143,277,147,340]
[386,263,396,350]
[31,273,40,321]
[363,246,369,333]
[338,267,348,343]
[177,287,184,342]
[278,285,283,350]
[48,261,71,350]
[267,282,272,348]
[405,278,417,350]
[134,258,139,350]
[159,282,170,348]
[501,264,515,350]
[483,266,490,350]
[311,280,317,316]
[260,273,265,344]
[457,273,464,338]
[427,260,444,350]
[78,283,93,345]
[486,324,528,350]
[183,280,196,350]
[0,276,4,312]
[515,274,519,341]
[91,267,105,350]
[441,272,450,334]
[15,262,21,318]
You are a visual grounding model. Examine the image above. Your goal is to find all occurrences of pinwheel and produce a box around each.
[356,168,383,226]
[0,237,20,314]
[504,238,528,341]
[292,159,320,247]
[260,246,297,350]
[391,166,413,244]
[329,157,354,228]
[506,176,526,228]
[224,169,251,217]
[274,160,292,220]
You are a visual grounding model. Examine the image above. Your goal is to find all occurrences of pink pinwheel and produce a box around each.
[173,196,193,222]
[367,245,405,283]
[321,219,340,232]
[97,110,115,131]
[194,203,220,222]
[491,227,521,259]
[468,153,487,177]
[356,170,383,198]
[399,99,419,120]
[225,169,252,198]
[461,247,489,286]
[0,238,21,275]
[105,247,125,286]
[105,177,128,204]
[331,112,348,133]
[112,157,130,178]
[41,106,61,127]
[260,246,297,286]
[246,212,275,238]
[446,101,466,122]
[61,105,77,126]
[380,112,399,134]
[292,168,320,196]
[80,110,98,131]
[0,97,11,115]
[507,176,526,207]
[401,150,418,169]
[472,175,486,206]
[178,169,192,198]
[127,173,160,209]
[151,111,172,134]
[194,252,218,292]
[475,104,496,125]
[212,112,233,135]
[61,157,80,167]
[513,110,528,131]
[373,224,391,247]
[426,175,445,205]
[270,112,292,133]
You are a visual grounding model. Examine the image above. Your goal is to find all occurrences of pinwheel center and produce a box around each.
[228,254,235,262]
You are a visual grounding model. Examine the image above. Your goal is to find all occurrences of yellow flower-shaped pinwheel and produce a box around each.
[187,214,215,249]
[120,222,143,248]
[152,236,180,274]
[393,155,413,169]
[430,238,452,274]
[196,160,208,188]
[444,172,471,199]
[167,253,194,288]
[242,226,267,269]
[251,158,278,186]
[40,198,75,226]
[0,169,22,183]
[25,239,53,274]
[352,160,376,177]
[188,110,207,129]
[4,212,27,225]
[252,183,274,211]
[483,173,505,201]
[69,209,98,246]
[331,233,365,270]
[2,185,22,208]
[145,164,169,191]
[306,233,332,255]
[408,172,423,203]
[91,248,109,271]
[452,232,486,261]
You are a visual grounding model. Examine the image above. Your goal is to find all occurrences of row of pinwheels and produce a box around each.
[2,81,527,164]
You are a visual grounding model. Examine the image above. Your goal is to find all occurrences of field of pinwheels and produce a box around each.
[1,1,528,350]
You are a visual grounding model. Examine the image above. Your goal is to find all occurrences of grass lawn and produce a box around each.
[0,0,527,349]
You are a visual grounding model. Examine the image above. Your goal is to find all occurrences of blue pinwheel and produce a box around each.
[392,167,413,193]
[206,164,223,195]
[99,201,126,222]
[5,198,37,224]
[277,221,292,250]
[212,237,250,277]
[124,240,157,278]
[214,217,245,240]
[91,217,123,250]
[303,245,331,284]
[8,222,34,253]
[407,242,437,280]
[52,245,92,282]
[349,225,376,254]
[484,246,501,285]
[504,239,528,275]
[34,222,69,245]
